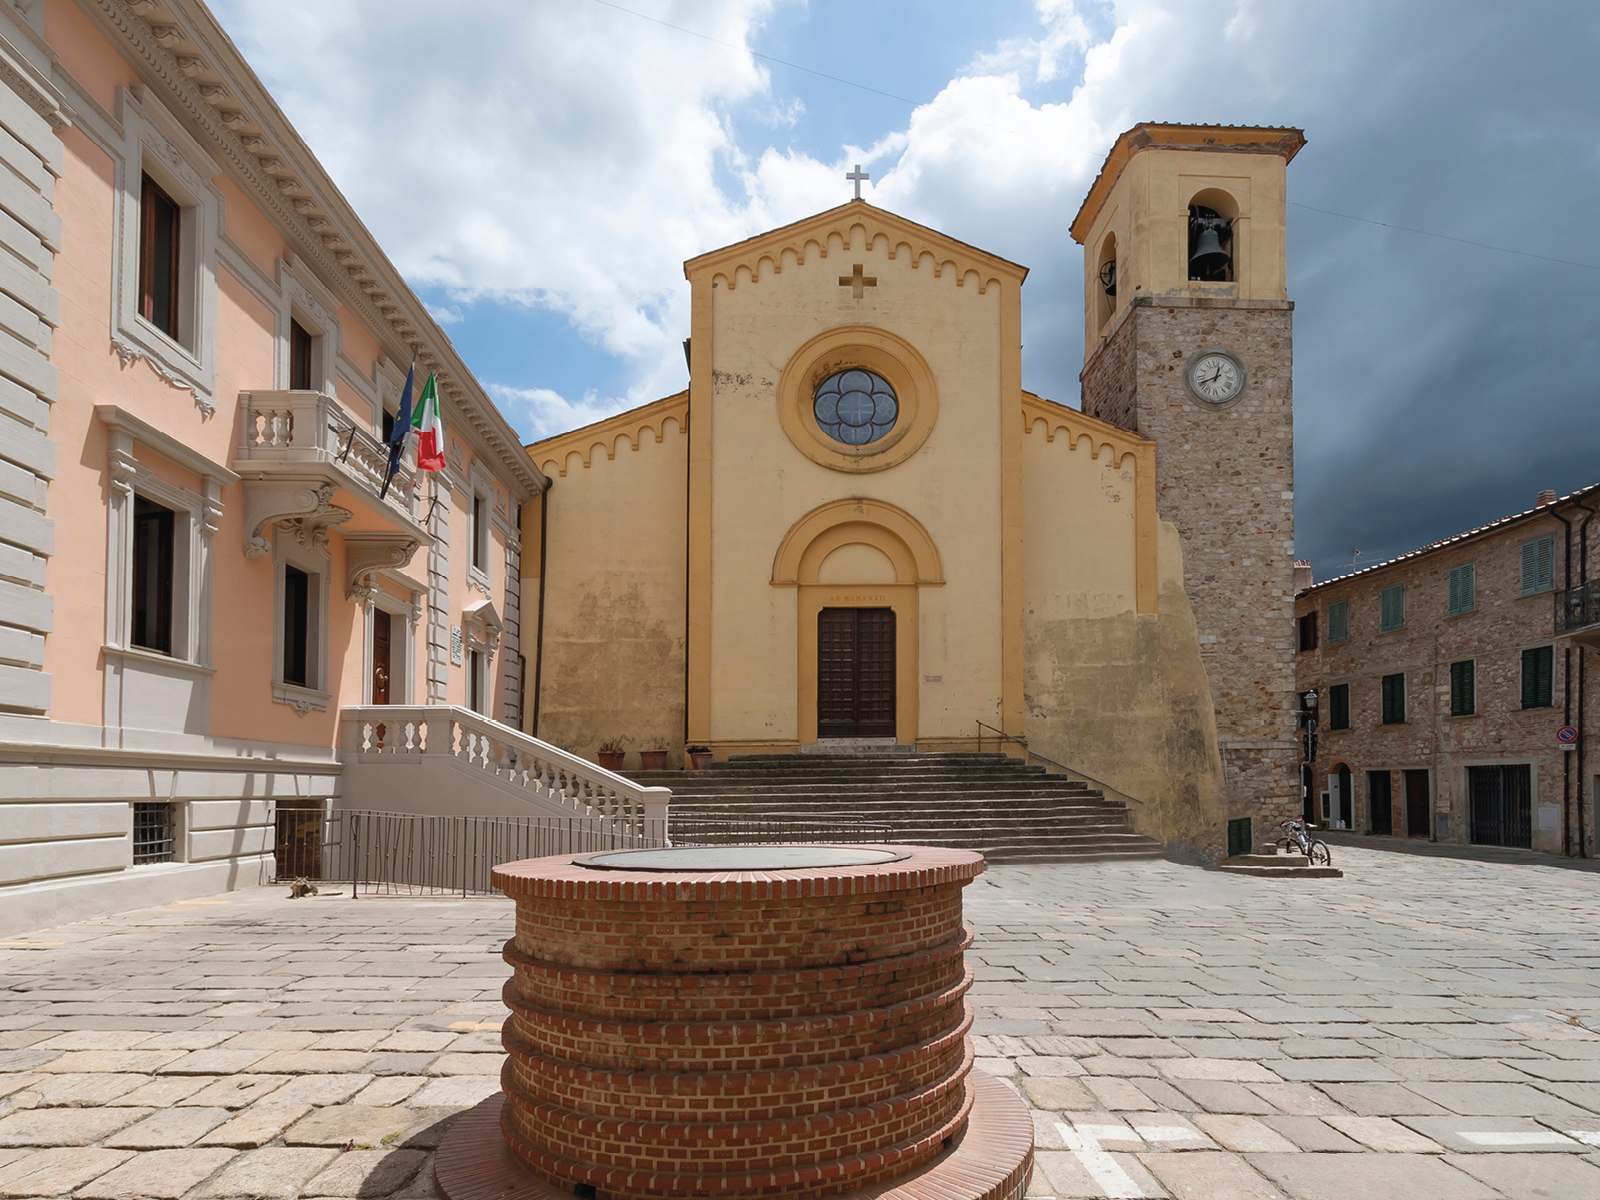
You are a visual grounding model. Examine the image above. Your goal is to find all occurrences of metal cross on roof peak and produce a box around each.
[846,164,869,201]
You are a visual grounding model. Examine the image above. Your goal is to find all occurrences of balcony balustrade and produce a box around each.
[232,390,429,563]
[1555,581,1600,649]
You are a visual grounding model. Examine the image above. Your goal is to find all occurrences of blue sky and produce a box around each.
[212,0,1600,578]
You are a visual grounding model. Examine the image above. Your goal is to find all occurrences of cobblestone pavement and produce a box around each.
[0,845,1596,1198]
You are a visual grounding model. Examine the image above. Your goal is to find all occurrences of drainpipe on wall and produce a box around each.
[1431,632,1441,842]
[1571,498,1597,856]
[1553,506,1575,855]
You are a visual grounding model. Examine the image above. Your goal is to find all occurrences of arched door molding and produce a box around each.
[772,499,943,745]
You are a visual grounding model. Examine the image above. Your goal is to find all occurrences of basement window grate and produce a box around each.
[133,802,175,865]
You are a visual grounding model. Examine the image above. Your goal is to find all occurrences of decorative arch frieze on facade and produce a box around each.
[527,391,688,478]
[684,202,1026,297]
[1021,391,1158,614]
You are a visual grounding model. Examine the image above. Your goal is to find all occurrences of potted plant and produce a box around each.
[597,738,625,772]
[686,745,713,771]
[638,746,669,771]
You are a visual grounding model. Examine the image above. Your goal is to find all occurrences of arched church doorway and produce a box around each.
[817,607,896,738]
[772,499,944,747]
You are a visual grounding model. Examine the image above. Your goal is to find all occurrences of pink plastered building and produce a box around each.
[0,0,559,931]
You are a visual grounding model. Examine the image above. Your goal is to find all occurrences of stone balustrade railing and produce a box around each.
[236,390,419,520]
[339,705,671,825]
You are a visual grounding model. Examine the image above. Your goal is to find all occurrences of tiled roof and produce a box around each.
[1301,481,1600,595]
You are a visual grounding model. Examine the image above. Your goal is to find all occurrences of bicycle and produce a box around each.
[1279,818,1332,866]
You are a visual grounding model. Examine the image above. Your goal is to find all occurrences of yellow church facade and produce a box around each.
[521,125,1306,854]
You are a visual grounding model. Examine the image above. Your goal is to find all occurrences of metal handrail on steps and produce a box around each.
[975,720,1145,807]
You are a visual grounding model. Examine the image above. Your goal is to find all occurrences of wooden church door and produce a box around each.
[817,608,896,738]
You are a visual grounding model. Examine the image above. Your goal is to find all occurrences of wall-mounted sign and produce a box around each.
[1558,726,1578,749]
[450,625,463,665]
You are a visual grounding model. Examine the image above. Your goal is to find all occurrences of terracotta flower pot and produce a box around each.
[638,749,668,771]
[597,750,625,772]
[688,750,713,771]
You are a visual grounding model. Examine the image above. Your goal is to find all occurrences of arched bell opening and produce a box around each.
[1187,188,1238,283]
[1096,231,1118,330]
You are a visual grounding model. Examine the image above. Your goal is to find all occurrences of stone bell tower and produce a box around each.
[1073,123,1306,853]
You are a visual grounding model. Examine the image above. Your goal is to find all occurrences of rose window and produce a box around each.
[812,369,898,446]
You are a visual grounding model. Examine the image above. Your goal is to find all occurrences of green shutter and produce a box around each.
[1522,646,1554,708]
[1328,600,1348,643]
[1523,536,1555,594]
[1448,564,1474,614]
[1450,660,1475,716]
[1329,682,1349,730]
[1380,584,1404,631]
[1381,672,1406,724]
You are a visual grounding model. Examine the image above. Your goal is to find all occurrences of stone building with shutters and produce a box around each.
[521,124,1311,857]
[0,0,544,934]
[1294,484,1600,857]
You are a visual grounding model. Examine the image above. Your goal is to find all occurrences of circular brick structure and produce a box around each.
[434,843,1033,1200]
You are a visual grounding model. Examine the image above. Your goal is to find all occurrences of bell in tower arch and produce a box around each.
[1188,205,1232,281]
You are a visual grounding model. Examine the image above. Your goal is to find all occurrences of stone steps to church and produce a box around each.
[672,800,1126,819]
[641,789,1114,807]
[629,751,1160,862]
[630,772,1099,789]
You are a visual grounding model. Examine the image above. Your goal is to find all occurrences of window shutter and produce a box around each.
[1329,683,1349,730]
[1328,600,1348,643]
[1523,537,1554,594]
[1448,564,1475,615]
[1450,660,1474,716]
[1380,585,1404,631]
[1382,673,1406,723]
[1522,646,1554,708]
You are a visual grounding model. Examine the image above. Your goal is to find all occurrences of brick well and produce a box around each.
[434,844,1032,1200]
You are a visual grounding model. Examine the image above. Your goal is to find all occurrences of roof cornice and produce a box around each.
[684,201,1028,294]
[83,0,545,498]
[1302,480,1600,595]
[1070,123,1306,245]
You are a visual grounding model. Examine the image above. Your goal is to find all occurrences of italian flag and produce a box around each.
[410,372,445,471]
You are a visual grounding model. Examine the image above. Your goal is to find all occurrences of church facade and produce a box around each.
[521,124,1306,856]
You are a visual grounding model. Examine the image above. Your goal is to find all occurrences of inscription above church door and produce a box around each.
[817,608,896,739]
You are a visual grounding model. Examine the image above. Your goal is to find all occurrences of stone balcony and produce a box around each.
[232,390,430,560]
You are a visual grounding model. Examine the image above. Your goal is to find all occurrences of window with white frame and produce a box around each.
[467,469,494,593]
[277,257,341,396]
[272,536,330,713]
[113,87,221,414]
[131,495,177,656]
[99,407,231,671]
[472,491,489,573]
[468,647,486,714]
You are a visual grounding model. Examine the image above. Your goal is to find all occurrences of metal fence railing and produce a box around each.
[1557,581,1600,637]
[331,810,895,897]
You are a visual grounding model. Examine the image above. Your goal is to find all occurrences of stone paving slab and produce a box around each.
[0,847,1597,1197]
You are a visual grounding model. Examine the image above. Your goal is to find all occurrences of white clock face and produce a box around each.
[1188,353,1244,404]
